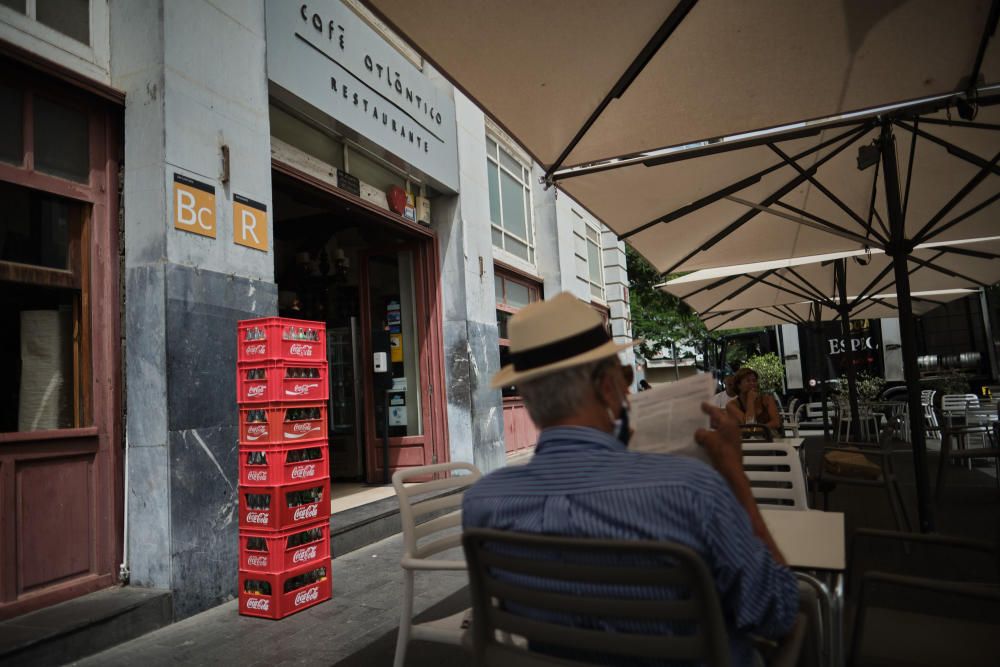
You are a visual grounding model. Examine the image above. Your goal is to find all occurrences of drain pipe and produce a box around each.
[119,436,130,584]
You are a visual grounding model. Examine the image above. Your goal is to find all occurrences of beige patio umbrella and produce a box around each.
[364,0,1000,531]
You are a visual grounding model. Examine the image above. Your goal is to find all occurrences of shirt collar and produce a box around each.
[535,426,626,455]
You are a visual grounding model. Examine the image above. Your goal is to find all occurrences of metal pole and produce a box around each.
[880,121,934,532]
[837,259,862,441]
[672,341,680,381]
[815,302,831,441]
[979,288,999,382]
[383,390,391,485]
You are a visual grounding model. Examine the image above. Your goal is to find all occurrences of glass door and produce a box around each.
[360,246,431,482]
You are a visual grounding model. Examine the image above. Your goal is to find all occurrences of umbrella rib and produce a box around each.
[758,276,835,308]
[679,273,745,300]
[663,124,870,275]
[917,117,1000,132]
[967,0,1000,98]
[893,121,1000,176]
[759,198,882,246]
[931,245,1000,260]
[773,303,807,325]
[902,118,918,220]
[543,0,699,180]
[909,251,990,288]
[911,148,1000,243]
[700,270,776,313]
[777,267,830,303]
[916,190,1000,245]
[767,143,875,239]
[620,123,867,241]
[852,262,896,306]
[866,159,890,239]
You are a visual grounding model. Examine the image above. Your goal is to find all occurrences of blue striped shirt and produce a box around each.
[463,426,799,666]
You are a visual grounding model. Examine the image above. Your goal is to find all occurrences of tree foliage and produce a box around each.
[625,246,713,359]
[742,353,786,395]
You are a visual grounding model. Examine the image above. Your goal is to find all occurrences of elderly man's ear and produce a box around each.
[594,365,626,413]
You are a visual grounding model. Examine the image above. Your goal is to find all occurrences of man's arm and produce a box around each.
[696,403,786,565]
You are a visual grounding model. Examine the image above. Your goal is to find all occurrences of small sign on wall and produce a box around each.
[233,194,269,252]
[174,174,216,238]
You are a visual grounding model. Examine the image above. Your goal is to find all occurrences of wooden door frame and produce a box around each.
[358,240,448,482]
[0,59,122,619]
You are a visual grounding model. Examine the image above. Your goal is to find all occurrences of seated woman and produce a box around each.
[726,367,781,430]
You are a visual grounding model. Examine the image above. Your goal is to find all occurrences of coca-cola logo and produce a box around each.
[293,504,319,521]
[285,383,319,396]
[247,384,266,398]
[246,425,268,441]
[290,464,316,480]
[246,597,270,611]
[245,343,266,355]
[247,554,269,567]
[294,586,320,606]
[289,344,313,357]
[246,511,270,525]
[292,545,319,563]
[285,423,318,439]
[247,470,268,482]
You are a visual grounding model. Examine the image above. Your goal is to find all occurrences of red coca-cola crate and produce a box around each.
[239,441,329,486]
[237,362,329,404]
[239,559,332,619]
[239,402,326,447]
[239,477,331,532]
[239,521,330,574]
[238,317,326,364]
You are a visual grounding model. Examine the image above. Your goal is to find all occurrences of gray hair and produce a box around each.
[518,356,618,428]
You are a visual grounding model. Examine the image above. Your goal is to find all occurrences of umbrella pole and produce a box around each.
[814,302,831,441]
[836,260,863,441]
[880,121,934,532]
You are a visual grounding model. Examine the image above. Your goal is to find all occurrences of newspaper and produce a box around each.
[629,373,716,465]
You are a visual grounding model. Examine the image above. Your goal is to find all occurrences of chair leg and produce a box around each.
[393,570,415,667]
[935,434,952,503]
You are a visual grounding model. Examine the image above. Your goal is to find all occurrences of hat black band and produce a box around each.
[511,324,611,372]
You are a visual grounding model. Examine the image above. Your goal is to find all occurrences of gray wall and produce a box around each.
[112,0,276,619]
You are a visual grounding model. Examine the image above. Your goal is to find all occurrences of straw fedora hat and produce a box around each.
[491,292,636,388]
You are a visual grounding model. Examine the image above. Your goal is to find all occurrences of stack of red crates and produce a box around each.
[236,316,332,619]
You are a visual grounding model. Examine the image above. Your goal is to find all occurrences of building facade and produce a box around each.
[0,0,632,621]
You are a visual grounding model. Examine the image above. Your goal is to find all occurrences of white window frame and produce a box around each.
[0,0,110,84]
[486,133,536,268]
[572,209,606,303]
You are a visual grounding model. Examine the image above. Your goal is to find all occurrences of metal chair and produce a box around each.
[921,389,939,440]
[818,419,911,532]
[742,441,809,510]
[461,528,735,666]
[391,461,481,667]
[848,529,1000,667]
[779,397,801,437]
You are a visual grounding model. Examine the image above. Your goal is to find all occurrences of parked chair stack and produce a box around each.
[235,317,332,619]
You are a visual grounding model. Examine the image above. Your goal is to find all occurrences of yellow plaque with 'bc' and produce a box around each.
[173,173,217,238]
[233,194,269,252]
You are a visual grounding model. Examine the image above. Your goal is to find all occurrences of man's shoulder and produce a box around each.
[466,450,727,498]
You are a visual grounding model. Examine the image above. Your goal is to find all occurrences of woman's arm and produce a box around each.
[726,397,748,424]
[762,395,782,429]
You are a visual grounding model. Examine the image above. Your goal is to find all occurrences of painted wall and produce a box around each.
[112,0,276,619]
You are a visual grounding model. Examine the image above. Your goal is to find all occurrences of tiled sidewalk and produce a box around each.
[72,532,467,667]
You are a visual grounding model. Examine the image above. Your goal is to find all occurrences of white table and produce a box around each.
[762,509,845,667]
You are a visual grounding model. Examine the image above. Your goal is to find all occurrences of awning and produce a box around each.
[697,289,977,332]
[364,0,1000,171]
[662,237,1000,315]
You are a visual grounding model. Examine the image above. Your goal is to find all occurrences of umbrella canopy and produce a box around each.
[662,237,1000,315]
[363,0,1000,170]
[698,289,978,332]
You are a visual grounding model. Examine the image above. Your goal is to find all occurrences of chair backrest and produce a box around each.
[785,398,800,419]
[921,389,936,406]
[741,441,809,509]
[941,393,979,413]
[462,528,731,667]
[391,462,481,566]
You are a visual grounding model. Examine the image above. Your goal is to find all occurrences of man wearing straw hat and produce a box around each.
[463,293,798,664]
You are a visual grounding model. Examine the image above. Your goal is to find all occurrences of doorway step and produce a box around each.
[0,586,172,666]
